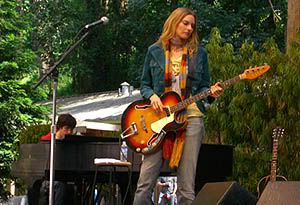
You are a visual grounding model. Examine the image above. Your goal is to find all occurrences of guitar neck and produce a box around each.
[270,138,278,182]
[170,75,241,113]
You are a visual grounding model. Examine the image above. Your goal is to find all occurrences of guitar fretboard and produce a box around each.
[270,138,278,182]
[269,127,284,182]
[170,75,241,113]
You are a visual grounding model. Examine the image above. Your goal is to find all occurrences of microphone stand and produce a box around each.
[34,29,91,205]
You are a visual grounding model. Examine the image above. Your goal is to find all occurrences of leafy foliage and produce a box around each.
[28,0,287,95]
[0,0,48,200]
[19,124,50,144]
[204,28,300,193]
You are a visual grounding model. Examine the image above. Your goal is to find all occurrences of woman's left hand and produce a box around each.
[210,82,224,98]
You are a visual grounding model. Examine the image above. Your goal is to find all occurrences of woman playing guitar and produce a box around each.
[131,8,223,205]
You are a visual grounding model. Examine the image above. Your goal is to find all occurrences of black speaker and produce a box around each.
[257,181,300,205]
[191,181,257,205]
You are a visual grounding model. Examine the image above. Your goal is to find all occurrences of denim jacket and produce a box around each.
[140,43,214,113]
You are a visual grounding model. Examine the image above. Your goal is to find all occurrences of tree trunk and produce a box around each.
[287,0,300,51]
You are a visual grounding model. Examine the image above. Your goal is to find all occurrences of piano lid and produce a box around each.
[75,121,121,132]
[74,121,121,137]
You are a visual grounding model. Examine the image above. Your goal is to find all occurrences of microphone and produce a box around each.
[84,16,109,29]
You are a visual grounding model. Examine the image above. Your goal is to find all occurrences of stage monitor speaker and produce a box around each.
[191,181,257,205]
[257,181,300,205]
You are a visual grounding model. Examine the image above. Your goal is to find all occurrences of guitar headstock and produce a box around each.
[272,127,284,140]
[240,64,270,80]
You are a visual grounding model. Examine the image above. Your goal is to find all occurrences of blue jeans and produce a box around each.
[133,117,204,205]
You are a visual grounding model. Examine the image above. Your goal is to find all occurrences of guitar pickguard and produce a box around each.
[151,113,174,133]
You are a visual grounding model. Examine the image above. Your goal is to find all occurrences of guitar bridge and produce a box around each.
[120,122,138,139]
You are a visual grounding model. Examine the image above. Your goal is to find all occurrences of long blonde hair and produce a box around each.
[157,8,199,55]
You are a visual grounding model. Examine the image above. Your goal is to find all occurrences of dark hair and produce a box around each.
[56,113,77,130]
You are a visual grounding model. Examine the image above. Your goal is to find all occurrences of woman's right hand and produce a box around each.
[150,94,164,112]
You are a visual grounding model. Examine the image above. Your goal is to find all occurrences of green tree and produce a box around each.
[29,0,87,95]
[27,0,287,94]
[205,28,300,193]
[0,0,47,200]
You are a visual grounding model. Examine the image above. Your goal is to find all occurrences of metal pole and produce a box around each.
[49,78,58,205]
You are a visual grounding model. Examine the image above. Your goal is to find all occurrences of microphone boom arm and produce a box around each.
[34,30,90,89]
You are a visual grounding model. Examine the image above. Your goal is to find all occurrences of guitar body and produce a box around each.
[121,91,184,154]
[257,175,287,198]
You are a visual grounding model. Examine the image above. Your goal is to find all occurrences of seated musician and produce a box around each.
[28,113,77,205]
[40,113,77,141]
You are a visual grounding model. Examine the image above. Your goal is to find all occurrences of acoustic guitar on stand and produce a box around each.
[121,65,270,154]
[257,127,287,198]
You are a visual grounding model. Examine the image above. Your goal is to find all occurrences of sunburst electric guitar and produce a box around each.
[257,127,287,198]
[121,65,270,154]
